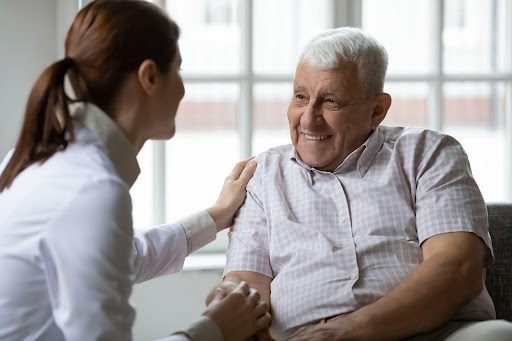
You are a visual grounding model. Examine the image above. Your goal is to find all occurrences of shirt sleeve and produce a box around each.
[40,177,135,340]
[415,133,493,264]
[224,176,273,278]
[162,316,223,341]
[131,210,217,283]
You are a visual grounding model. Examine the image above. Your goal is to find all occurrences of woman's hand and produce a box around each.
[207,157,257,231]
[202,281,271,341]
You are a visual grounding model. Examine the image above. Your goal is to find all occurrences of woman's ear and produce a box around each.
[371,93,392,129]
[137,60,159,96]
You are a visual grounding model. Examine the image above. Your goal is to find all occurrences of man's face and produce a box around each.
[287,61,380,172]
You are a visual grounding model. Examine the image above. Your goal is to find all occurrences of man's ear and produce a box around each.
[137,59,159,96]
[371,93,392,129]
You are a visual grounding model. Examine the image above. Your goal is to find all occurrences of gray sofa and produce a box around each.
[486,203,512,321]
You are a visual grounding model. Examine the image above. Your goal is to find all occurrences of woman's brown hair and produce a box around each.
[0,0,179,191]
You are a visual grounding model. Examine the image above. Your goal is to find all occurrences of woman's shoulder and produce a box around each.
[1,141,131,235]
[41,127,129,189]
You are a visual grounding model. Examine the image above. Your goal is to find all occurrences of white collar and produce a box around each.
[71,102,140,187]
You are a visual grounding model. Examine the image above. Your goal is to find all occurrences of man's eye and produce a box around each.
[325,98,336,103]
[295,94,305,100]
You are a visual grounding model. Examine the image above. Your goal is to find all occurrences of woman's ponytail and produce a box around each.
[0,58,75,191]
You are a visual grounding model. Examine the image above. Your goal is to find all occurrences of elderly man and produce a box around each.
[218,27,512,340]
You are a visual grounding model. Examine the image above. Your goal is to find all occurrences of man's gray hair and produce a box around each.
[299,27,388,98]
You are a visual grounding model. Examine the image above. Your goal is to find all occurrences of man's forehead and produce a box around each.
[293,81,344,95]
[293,70,349,91]
[293,61,359,92]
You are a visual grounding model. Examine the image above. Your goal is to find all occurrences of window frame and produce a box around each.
[78,0,512,230]
[154,0,512,229]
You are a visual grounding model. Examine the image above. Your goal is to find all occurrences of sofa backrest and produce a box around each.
[486,203,512,321]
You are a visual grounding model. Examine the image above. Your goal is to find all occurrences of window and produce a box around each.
[362,0,512,202]
[130,1,512,254]
[445,0,466,29]
[204,0,235,25]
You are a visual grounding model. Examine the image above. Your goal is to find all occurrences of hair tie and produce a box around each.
[62,57,75,68]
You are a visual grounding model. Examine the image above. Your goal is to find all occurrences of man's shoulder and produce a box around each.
[380,126,469,173]
[255,144,294,167]
[381,125,456,150]
[247,144,294,190]
[381,125,444,141]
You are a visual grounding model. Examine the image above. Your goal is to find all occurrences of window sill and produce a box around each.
[183,253,226,272]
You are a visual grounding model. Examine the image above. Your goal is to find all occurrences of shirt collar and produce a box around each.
[289,149,313,171]
[289,126,384,178]
[71,102,140,187]
[355,126,384,177]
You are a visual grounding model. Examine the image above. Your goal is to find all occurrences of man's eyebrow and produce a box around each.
[293,85,306,92]
[322,90,339,97]
[320,90,346,99]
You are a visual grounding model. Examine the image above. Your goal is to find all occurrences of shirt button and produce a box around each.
[349,273,357,280]
[339,217,347,224]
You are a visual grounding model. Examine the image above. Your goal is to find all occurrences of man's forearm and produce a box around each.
[224,271,272,307]
[341,254,483,340]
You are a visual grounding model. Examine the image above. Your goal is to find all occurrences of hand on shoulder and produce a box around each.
[207,158,257,231]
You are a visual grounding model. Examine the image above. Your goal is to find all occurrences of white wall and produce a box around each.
[132,270,223,340]
[0,0,57,158]
[0,3,220,340]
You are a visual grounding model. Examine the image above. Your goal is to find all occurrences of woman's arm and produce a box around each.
[131,158,257,283]
[42,177,134,340]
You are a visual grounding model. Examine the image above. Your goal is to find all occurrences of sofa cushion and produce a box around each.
[486,203,512,321]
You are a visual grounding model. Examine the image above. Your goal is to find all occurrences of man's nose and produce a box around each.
[300,100,323,128]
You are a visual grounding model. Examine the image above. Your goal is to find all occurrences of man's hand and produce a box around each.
[202,281,271,341]
[282,232,487,341]
[285,315,352,341]
[286,324,339,341]
[292,232,486,340]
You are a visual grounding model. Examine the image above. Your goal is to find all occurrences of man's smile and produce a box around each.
[300,132,332,141]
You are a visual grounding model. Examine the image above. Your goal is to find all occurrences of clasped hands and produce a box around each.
[202,280,272,341]
[204,280,350,341]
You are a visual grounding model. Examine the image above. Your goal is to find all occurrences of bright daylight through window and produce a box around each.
[130,0,512,255]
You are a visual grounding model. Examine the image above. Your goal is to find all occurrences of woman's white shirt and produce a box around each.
[0,103,222,341]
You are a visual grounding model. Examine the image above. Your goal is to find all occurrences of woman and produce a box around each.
[0,0,269,340]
